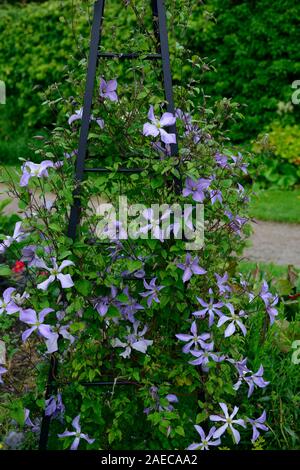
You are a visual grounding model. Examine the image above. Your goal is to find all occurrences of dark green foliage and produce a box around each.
[189,0,300,142]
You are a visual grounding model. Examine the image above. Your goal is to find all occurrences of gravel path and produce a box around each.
[1,184,300,267]
[243,220,300,267]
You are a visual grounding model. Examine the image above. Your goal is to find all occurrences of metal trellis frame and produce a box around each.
[39,0,177,450]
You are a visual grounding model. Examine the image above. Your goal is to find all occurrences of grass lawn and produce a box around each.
[249,188,300,224]
[238,261,296,279]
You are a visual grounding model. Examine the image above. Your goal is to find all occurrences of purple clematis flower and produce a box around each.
[259,280,273,305]
[37,258,74,291]
[0,222,26,254]
[247,411,269,442]
[215,272,231,296]
[192,289,224,326]
[143,105,176,145]
[259,281,279,325]
[44,319,75,354]
[176,321,212,353]
[64,149,78,160]
[210,403,246,444]
[177,253,207,283]
[112,321,153,358]
[175,109,205,144]
[215,152,228,168]
[187,425,221,450]
[209,189,223,205]
[266,296,279,325]
[45,393,65,418]
[217,304,247,337]
[140,278,165,307]
[228,357,250,375]
[233,364,269,397]
[175,108,192,125]
[58,415,95,450]
[0,365,7,384]
[0,287,27,315]
[144,387,179,415]
[19,308,55,342]
[24,409,41,433]
[183,177,211,202]
[225,210,248,235]
[20,161,54,187]
[24,408,34,427]
[117,286,144,323]
[231,152,248,174]
[93,286,118,317]
[68,108,83,125]
[189,343,225,371]
[21,245,39,267]
[152,141,172,158]
[99,77,118,102]
[68,107,104,129]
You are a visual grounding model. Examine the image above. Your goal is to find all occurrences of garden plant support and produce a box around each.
[39,0,178,450]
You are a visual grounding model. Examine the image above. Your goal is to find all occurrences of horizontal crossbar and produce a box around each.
[80,381,137,386]
[84,167,144,173]
[98,52,161,60]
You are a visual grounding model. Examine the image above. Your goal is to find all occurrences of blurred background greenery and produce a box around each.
[0,0,300,210]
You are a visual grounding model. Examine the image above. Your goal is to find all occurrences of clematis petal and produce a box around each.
[45,333,59,354]
[20,308,37,325]
[37,275,55,291]
[160,112,176,127]
[58,430,76,438]
[38,324,53,339]
[159,129,176,144]
[224,321,236,337]
[72,415,81,433]
[58,260,75,271]
[39,308,54,323]
[20,171,31,187]
[212,423,228,438]
[182,267,193,283]
[106,79,117,92]
[22,326,37,342]
[219,402,229,417]
[187,443,201,450]
[70,437,80,450]
[175,334,193,342]
[194,425,205,440]
[57,273,74,289]
[143,122,159,138]
[148,105,156,122]
[229,425,241,444]
[3,287,15,304]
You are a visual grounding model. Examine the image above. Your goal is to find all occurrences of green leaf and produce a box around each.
[175,425,185,437]
[75,280,92,296]
[0,265,11,276]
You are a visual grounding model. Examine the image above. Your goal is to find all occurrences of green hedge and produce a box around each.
[1,0,300,164]
[188,0,300,141]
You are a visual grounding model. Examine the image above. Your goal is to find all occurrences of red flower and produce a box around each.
[12,261,25,274]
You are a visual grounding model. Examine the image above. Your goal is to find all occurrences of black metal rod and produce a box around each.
[153,0,178,157]
[98,52,161,59]
[38,354,58,450]
[84,167,144,173]
[68,0,105,240]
